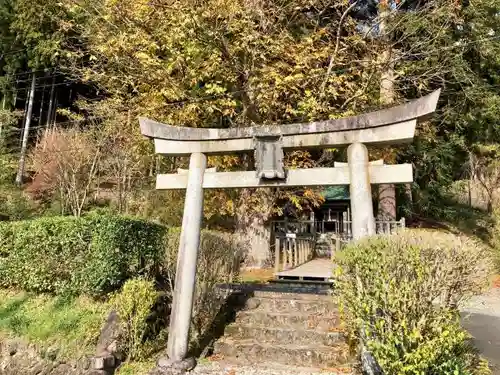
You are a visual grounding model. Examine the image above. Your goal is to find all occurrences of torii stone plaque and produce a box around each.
[139,89,440,372]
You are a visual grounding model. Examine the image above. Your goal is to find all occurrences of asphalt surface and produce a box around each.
[461,289,500,374]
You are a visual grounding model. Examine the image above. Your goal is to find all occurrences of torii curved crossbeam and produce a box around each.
[139,89,440,155]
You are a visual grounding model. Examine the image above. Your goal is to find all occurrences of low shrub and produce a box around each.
[112,278,159,360]
[164,227,241,346]
[0,152,37,221]
[0,213,166,296]
[336,229,493,375]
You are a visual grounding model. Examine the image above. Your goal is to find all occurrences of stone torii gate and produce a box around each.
[139,89,440,372]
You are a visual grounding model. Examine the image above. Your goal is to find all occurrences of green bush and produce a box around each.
[336,229,493,375]
[0,213,166,296]
[112,278,159,360]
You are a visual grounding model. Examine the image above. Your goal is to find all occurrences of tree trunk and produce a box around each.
[235,189,273,268]
[16,73,36,186]
[378,183,397,220]
[235,154,274,268]
[46,76,56,129]
[0,95,6,144]
[377,5,397,221]
[19,88,30,147]
[37,79,46,145]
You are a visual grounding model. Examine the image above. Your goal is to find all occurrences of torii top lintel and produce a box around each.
[139,89,440,156]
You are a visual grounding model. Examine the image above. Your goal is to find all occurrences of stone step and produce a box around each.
[236,311,341,331]
[214,338,351,368]
[218,282,333,297]
[224,324,344,346]
[244,296,338,314]
[193,361,354,375]
[250,290,334,300]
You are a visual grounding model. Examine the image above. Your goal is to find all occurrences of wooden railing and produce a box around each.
[272,217,406,238]
[274,235,316,274]
[272,218,406,272]
[340,218,406,239]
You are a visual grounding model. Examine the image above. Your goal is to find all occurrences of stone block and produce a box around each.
[236,311,340,331]
[148,357,197,375]
[244,296,338,314]
[91,355,115,370]
[224,324,343,346]
[214,339,350,368]
[78,357,91,370]
[95,311,124,361]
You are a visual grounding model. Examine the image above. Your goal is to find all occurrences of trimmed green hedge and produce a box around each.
[336,230,492,375]
[0,213,166,296]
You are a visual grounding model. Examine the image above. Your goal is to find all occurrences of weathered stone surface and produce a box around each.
[224,325,343,346]
[245,298,261,310]
[254,135,286,180]
[140,89,440,141]
[250,289,333,299]
[218,283,333,297]
[167,152,206,363]
[235,311,340,332]
[0,338,93,375]
[212,286,347,369]
[244,297,338,315]
[91,355,115,370]
[214,339,350,368]
[348,143,376,240]
[156,164,413,189]
[149,357,196,375]
[377,183,396,220]
[191,361,353,375]
[153,122,418,155]
[95,310,124,361]
[314,234,332,258]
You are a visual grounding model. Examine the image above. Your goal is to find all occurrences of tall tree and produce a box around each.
[15,72,35,185]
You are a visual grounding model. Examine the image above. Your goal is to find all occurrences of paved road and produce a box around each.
[461,289,500,374]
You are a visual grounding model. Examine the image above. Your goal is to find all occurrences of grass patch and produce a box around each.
[115,360,156,375]
[0,289,109,360]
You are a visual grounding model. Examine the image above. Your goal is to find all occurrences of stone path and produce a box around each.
[191,361,351,375]
[191,283,352,375]
[460,288,500,374]
[189,286,500,375]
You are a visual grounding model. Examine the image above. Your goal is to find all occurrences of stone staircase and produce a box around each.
[213,284,351,369]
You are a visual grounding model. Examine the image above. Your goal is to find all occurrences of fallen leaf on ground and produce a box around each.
[207,354,223,362]
[493,275,500,288]
[321,366,352,374]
